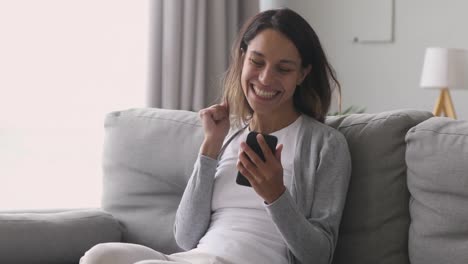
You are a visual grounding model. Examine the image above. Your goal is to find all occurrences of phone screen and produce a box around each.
[236,131,278,187]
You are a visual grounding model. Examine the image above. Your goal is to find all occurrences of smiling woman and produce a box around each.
[0,0,150,210]
[80,8,351,264]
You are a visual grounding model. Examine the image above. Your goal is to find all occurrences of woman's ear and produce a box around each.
[298,65,312,85]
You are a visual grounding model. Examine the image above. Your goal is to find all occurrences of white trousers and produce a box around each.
[80,242,232,264]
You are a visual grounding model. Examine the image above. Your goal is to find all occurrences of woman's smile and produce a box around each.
[250,83,280,100]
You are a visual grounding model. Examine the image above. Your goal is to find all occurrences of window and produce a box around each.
[0,0,150,210]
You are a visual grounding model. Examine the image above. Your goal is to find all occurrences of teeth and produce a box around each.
[253,86,276,98]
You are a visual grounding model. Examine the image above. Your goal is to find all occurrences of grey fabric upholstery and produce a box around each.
[101,107,434,263]
[9,107,468,264]
[102,108,204,254]
[406,117,468,264]
[327,110,433,264]
[0,209,122,264]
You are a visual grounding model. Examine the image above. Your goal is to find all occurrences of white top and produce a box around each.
[196,116,303,264]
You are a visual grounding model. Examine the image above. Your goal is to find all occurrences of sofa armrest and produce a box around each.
[0,209,123,264]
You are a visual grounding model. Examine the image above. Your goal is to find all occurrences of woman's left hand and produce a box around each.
[237,134,286,204]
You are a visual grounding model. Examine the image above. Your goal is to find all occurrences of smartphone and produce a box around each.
[236,131,278,187]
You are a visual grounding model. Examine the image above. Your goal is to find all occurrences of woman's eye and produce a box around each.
[250,58,263,67]
[278,68,292,73]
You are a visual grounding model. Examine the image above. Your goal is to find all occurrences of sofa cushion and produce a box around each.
[0,209,122,264]
[326,109,432,264]
[102,108,204,254]
[406,117,468,264]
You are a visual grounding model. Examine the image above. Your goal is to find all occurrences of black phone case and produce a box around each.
[236,131,278,187]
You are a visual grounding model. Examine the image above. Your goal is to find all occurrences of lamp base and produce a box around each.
[433,88,457,119]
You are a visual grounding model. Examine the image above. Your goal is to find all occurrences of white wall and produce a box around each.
[0,0,149,210]
[260,0,468,119]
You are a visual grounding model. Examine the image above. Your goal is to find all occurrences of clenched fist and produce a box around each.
[199,102,230,159]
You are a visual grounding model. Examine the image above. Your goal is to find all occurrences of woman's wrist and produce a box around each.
[200,138,223,159]
[264,185,287,204]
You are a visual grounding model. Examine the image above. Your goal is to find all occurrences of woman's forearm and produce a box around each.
[173,155,217,250]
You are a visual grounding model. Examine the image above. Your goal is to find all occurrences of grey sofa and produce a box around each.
[1,108,467,264]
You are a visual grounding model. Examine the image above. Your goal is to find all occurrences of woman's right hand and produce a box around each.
[199,102,230,159]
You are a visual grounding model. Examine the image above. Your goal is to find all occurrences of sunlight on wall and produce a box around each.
[0,0,150,210]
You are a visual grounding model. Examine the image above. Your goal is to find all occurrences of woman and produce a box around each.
[81,8,351,264]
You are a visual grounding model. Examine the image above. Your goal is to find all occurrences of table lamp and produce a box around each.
[420,47,468,119]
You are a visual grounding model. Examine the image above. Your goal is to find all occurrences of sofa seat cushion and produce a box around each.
[406,117,468,264]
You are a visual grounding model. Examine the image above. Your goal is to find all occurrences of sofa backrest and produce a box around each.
[101,108,432,263]
[327,110,432,264]
[406,117,468,264]
[102,108,204,253]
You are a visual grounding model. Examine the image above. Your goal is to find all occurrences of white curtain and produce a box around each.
[148,0,258,110]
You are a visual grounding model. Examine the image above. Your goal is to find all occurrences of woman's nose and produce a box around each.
[258,67,274,85]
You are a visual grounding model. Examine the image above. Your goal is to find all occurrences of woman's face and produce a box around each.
[241,29,310,117]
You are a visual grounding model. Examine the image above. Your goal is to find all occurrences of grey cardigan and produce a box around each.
[174,115,352,264]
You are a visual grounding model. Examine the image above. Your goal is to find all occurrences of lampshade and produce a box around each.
[420,47,468,90]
